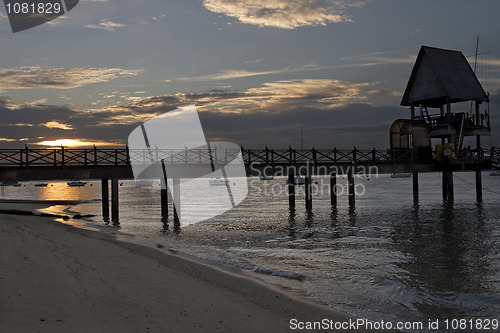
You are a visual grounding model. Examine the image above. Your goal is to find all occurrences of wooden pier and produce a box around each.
[0,145,497,223]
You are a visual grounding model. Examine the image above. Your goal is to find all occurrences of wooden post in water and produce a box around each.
[111,178,119,224]
[173,177,180,227]
[287,171,295,209]
[475,101,483,202]
[305,175,312,211]
[330,173,337,208]
[476,170,482,203]
[447,170,454,201]
[442,171,448,201]
[412,171,419,203]
[442,169,454,202]
[348,172,355,207]
[101,178,109,222]
[160,177,168,222]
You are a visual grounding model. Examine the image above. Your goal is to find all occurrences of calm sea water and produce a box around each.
[2,172,499,332]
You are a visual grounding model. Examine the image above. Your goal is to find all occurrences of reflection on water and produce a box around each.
[1,174,499,331]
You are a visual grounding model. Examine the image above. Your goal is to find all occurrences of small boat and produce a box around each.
[391,172,412,178]
[286,174,305,185]
[34,183,48,187]
[209,177,228,186]
[260,175,274,180]
[1,180,21,187]
[136,179,153,187]
[489,170,500,176]
[67,179,87,187]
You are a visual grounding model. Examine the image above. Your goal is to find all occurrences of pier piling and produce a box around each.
[305,175,312,210]
[330,173,337,208]
[101,178,109,222]
[173,177,180,227]
[442,170,454,202]
[160,177,168,222]
[475,170,482,203]
[111,178,119,224]
[412,172,419,203]
[287,171,295,209]
[348,173,355,207]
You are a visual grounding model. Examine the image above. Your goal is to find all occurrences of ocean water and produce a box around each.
[1,172,499,332]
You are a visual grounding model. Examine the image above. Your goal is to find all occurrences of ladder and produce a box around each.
[454,113,465,154]
[419,106,431,125]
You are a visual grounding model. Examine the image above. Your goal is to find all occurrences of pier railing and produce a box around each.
[0,146,498,168]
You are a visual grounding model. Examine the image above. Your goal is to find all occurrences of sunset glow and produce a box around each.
[37,139,121,147]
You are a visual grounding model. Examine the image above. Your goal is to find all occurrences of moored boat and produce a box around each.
[209,177,228,186]
[391,172,412,178]
[1,180,21,187]
[67,179,86,187]
[286,174,306,185]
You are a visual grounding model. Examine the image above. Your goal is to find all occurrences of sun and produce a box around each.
[37,139,121,148]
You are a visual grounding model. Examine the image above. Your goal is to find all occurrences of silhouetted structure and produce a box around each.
[394,45,491,201]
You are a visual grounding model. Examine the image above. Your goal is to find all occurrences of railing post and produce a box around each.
[289,146,293,164]
[25,146,29,169]
[372,148,376,164]
[84,149,88,166]
[53,149,57,167]
[114,149,118,166]
[333,148,337,163]
[312,147,317,163]
[126,146,130,166]
[353,147,357,165]
[265,146,269,165]
[19,148,23,168]
[61,146,65,169]
[94,145,97,168]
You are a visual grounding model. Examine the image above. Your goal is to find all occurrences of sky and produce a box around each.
[1,0,500,149]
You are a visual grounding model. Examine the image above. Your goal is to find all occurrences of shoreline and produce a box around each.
[0,207,395,332]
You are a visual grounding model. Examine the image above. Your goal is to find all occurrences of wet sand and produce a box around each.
[0,213,394,332]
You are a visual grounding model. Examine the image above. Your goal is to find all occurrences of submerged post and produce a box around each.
[442,170,454,202]
[160,177,168,222]
[475,170,482,202]
[287,171,295,209]
[348,172,355,207]
[330,173,337,208]
[173,177,180,227]
[111,178,119,224]
[305,175,312,211]
[101,178,109,222]
[412,171,419,203]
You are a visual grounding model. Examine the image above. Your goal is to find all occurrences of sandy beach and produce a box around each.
[0,212,394,333]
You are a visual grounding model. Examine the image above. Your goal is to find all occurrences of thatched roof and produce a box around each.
[401,46,488,108]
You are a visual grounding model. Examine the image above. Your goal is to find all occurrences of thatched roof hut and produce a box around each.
[401,46,488,108]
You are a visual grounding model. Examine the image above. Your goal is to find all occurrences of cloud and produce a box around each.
[177,64,326,81]
[196,79,379,113]
[0,67,142,91]
[41,121,74,130]
[203,0,368,29]
[339,52,417,68]
[85,19,126,31]
[1,78,498,149]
